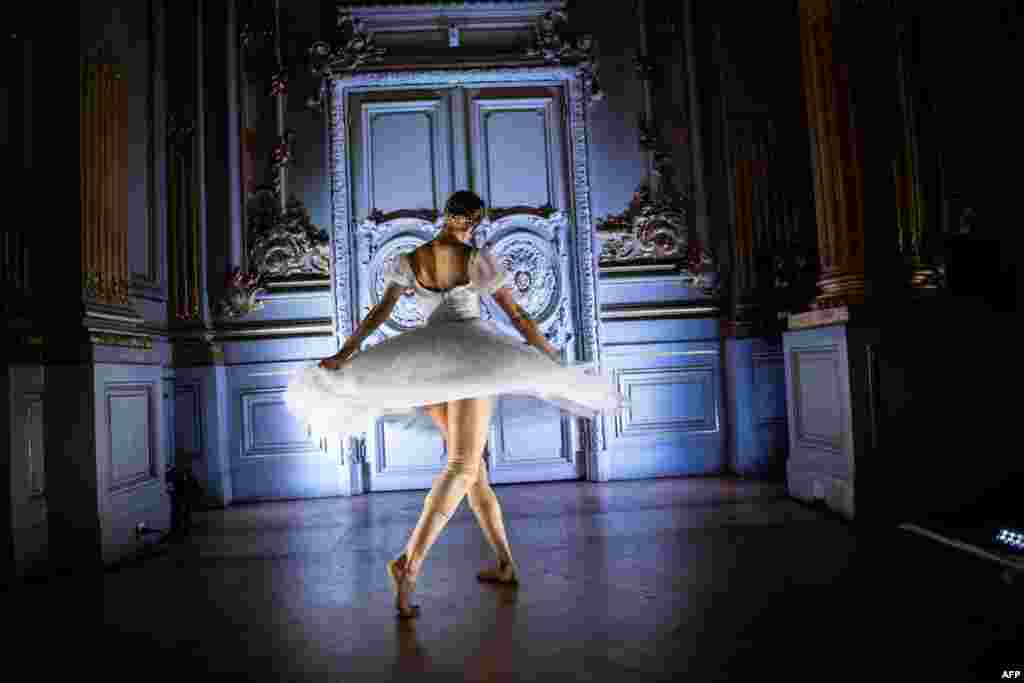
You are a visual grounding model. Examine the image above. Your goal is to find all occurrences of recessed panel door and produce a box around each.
[348,85,583,491]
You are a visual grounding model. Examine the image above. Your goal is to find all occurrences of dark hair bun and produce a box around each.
[445,190,485,218]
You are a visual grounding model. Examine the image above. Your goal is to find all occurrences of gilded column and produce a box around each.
[894,12,945,290]
[79,61,132,307]
[798,0,868,309]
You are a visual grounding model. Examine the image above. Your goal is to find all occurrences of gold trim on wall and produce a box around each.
[80,62,131,306]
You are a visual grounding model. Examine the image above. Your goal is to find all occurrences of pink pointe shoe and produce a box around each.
[387,554,421,619]
[477,559,519,585]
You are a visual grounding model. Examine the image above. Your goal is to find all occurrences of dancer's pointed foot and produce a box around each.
[387,554,421,618]
[477,559,519,585]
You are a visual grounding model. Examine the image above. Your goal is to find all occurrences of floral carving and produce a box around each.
[596,184,718,291]
[217,268,265,319]
[307,7,387,112]
[525,4,603,105]
[247,189,330,280]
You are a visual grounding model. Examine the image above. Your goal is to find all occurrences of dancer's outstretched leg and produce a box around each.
[392,397,493,617]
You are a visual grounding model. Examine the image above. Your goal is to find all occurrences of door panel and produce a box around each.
[348,84,582,492]
[351,93,453,218]
[468,88,567,211]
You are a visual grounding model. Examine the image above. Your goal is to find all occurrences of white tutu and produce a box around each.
[285,318,626,438]
[284,245,627,439]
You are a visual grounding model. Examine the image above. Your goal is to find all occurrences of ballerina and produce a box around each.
[285,190,626,618]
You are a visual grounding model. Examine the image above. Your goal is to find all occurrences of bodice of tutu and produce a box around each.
[383,245,509,325]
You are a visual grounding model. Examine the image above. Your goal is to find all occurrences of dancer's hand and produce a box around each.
[319,352,351,370]
[541,344,560,364]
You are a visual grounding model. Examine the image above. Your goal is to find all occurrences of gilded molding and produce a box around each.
[89,332,154,350]
[600,303,720,321]
[211,320,334,339]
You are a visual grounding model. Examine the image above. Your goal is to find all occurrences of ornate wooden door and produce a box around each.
[345,82,589,492]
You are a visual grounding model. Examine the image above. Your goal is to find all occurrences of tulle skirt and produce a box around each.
[284,318,627,439]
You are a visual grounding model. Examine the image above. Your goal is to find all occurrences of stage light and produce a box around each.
[995,528,1024,551]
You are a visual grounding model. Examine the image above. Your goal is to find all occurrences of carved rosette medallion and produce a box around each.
[475,211,574,349]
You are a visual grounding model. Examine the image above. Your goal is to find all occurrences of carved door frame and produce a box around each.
[326,65,607,483]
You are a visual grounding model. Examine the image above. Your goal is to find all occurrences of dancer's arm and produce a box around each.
[320,283,407,369]
[491,287,560,361]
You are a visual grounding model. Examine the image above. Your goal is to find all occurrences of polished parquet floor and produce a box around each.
[8,477,1021,681]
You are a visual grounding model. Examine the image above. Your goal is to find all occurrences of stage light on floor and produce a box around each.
[995,528,1023,551]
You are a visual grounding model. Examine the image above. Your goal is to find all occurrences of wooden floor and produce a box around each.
[8,477,1021,681]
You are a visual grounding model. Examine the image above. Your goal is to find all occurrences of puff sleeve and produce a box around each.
[470,245,510,294]
[382,253,415,290]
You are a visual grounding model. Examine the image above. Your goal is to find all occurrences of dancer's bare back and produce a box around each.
[408,238,473,291]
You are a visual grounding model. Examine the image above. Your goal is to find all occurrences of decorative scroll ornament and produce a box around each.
[596,184,717,291]
[216,268,265,319]
[307,8,387,112]
[247,188,331,279]
[525,4,603,105]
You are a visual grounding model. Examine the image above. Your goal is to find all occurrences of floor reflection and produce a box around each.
[393,583,521,680]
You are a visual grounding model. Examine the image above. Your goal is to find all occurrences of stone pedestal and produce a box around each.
[44,344,171,572]
[782,307,878,520]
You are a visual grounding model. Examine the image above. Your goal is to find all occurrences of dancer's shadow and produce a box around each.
[394,618,432,675]
[464,585,520,682]
[393,584,520,681]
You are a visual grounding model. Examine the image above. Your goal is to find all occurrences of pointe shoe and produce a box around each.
[477,559,519,585]
[387,554,421,619]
